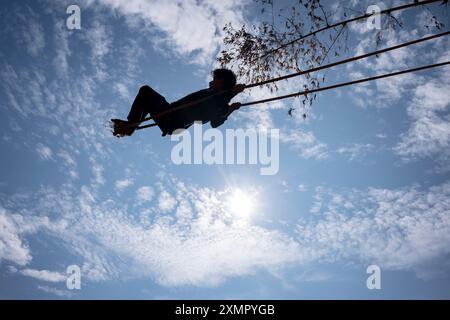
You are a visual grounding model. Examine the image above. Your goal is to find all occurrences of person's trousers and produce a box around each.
[127,85,172,134]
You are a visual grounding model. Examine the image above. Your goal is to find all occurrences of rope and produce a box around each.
[240,61,450,107]
[136,123,158,131]
[245,31,449,89]
[250,0,443,63]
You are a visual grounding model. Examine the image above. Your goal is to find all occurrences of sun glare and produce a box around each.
[228,189,256,218]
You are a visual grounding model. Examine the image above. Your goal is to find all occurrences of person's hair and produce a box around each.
[212,68,237,90]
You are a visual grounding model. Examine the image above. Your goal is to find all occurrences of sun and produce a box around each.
[227,189,256,218]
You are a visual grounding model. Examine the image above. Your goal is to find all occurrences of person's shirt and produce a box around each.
[169,88,235,130]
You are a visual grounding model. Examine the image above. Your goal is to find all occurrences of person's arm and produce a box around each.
[225,102,241,117]
[210,103,241,128]
[210,85,244,128]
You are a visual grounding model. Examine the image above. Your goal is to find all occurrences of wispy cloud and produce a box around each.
[84,0,249,64]
[0,176,303,286]
[37,285,74,298]
[394,71,450,171]
[0,208,32,266]
[115,178,134,193]
[343,25,449,170]
[281,129,329,160]
[20,268,66,282]
[83,19,113,80]
[336,143,374,161]
[296,182,450,279]
[36,143,53,160]
[53,21,71,78]
[157,190,177,213]
[13,5,46,57]
[136,186,154,204]
[347,27,447,108]
[5,176,450,285]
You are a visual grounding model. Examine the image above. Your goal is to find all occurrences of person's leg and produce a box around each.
[127,86,165,121]
[112,85,173,137]
[126,85,171,134]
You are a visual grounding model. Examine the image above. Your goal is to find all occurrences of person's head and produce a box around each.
[209,68,237,91]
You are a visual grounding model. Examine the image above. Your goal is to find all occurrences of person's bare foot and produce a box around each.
[111,119,135,137]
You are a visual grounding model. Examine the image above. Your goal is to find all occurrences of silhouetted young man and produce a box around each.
[112,69,245,137]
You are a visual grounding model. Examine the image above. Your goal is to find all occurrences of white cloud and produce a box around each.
[280,180,290,193]
[0,177,303,287]
[394,74,450,167]
[3,174,450,285]
[0,61,116,162]
[58,150,76,167]
[57,150,79,179]
[114,82,131,100]
[90,157,105,186]
[83,19,113,80]
[20,268,66,283]
[136,186,154,204]
[85,20,111,60]
[296,182,450,279]
[36,144,53,160]
[115,179,134,192]
[281,129,328,160]
[347,28,446,108]
[157,190,177,213]
[53,22,71,77]
[343,25,449,170]
[14,6,46,57]
[0,208,32,266]
[37,285,74,298]
[336,143,374,161]
[295,269,332,283]
[86,0,249,64]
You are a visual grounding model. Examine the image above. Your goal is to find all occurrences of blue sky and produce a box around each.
[0,0,449,299]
